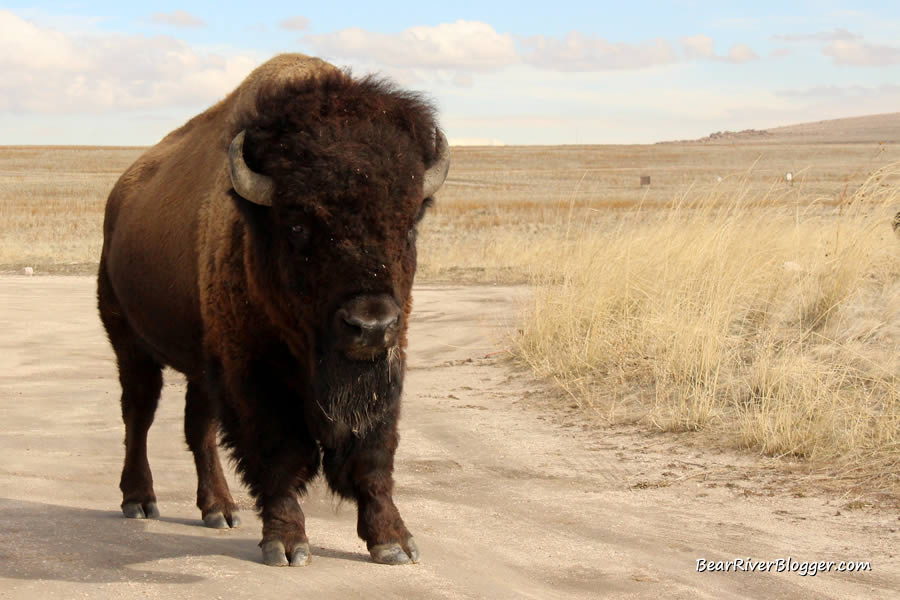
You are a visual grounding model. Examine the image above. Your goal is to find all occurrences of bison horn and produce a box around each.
[422,130,450,199]
[229,130,274,207]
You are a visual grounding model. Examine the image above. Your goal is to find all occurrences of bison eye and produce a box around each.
[289,223,310,247]
[407,227,417,244]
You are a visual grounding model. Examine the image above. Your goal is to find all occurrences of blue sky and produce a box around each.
[3,2,900,144]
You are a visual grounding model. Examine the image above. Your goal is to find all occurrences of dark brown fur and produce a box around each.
[98,54,443,564]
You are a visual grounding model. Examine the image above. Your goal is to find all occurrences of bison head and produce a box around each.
[227,73,449,434]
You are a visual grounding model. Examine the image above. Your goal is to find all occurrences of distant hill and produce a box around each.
[663,112,900,144]
[766,112,900,143]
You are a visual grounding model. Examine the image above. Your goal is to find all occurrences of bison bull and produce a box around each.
[97,54,450,566]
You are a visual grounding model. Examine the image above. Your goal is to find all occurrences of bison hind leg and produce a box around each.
[98,265,164,519]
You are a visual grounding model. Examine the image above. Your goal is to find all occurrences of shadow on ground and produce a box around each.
[0,498,366,584]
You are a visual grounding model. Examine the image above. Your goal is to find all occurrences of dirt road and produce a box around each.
[0,276,896,599]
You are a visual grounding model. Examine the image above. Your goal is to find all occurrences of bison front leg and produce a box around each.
[323,417,418,565]
[257,493,312,566]
[215,352,324,566]
[234,434,321,567]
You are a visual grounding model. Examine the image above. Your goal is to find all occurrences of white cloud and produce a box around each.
[727,44,759,63]
[681,34,716,59]
[150,10,206,28]
[823,39,900,66]
[519,32,675,71]
[0,11,257,113]
[305,20,518,71]
[306,22,679,74]
[306,22,760,77]
[279,16,309,32]
[680,35,758,63]
[773,29,900,67]
[0,10,88,71]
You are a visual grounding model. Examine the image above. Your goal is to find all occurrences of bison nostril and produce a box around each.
[343,312,398,333]
[343,314,369,329]
[338,309,399,351]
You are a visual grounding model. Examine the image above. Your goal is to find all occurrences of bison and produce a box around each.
[97,54,450,567]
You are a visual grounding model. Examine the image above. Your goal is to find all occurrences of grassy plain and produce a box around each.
[0,146,142,272]
[434,141,898,503]
[1,136,898,503]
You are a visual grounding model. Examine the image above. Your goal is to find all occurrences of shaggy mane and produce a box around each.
[237,71,440,192]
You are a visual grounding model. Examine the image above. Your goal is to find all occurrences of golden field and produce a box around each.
[1,131,898,503]
[2,139,899,276]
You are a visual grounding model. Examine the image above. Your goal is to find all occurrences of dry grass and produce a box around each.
[0,146,141,272]
[415,142,900,282]
[512,168,899,502]
[1,141,898,501]
[2,141,899,275]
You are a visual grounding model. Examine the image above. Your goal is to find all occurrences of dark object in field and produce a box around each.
[97,54,449,567]
[640,175,651,186]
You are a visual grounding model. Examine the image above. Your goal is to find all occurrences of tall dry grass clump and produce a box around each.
[515,166,899,480]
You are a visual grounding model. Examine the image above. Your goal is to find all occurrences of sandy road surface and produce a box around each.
[0,276,896,599]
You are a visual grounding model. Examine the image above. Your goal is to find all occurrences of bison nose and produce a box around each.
[342,311,399,333]
[334,294,401,356]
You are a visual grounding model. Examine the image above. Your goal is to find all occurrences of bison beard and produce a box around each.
[314,347,403,437]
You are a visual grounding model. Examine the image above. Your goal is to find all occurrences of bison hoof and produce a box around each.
[289,542,311,566]
[122,501,159,520]
[370,538,419,565]
[261,540,288,566]
[202,510,241,529]
[260,540,311,567]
